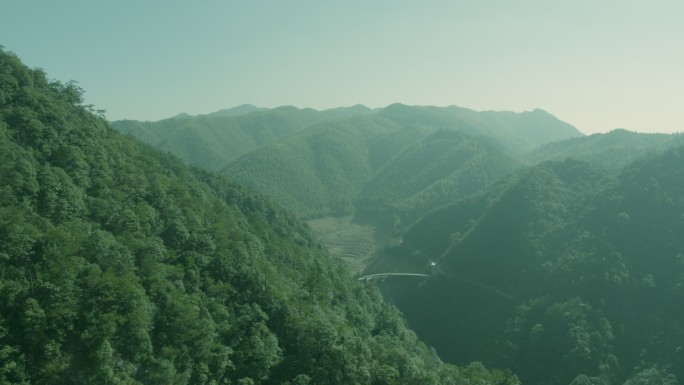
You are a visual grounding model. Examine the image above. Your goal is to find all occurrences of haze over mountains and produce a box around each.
[114,99,684,384]
[5,43,684,385]
[113,104,375,172]
[527,129,684,170]
[114,102,684,235]
[114,104,583,221]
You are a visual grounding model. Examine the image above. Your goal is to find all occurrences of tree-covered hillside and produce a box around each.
[222,115,433,218]
[378,152,684,385]
[0,49,518,384]
[376,104,583,155]
[356,129,522,230]
[112,105,373,171]
[222,105,580,221]
[527,128,684,170]
[114,98,583,224]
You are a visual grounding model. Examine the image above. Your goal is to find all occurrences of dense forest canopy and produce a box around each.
[0,48,520,384]
[6,36,684,385]
[112,104,375,172]
[382,152,684,384]
[110,53,684,385]
[116,101,583,223]
[116,106,684,236]
[527,129,684,170]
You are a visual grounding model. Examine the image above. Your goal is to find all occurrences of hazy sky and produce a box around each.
[2,1,683,134]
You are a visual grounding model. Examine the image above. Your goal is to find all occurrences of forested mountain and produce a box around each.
[375,151,684,385]
[112,105,373,171]
[375,104,583,154]
[204,104,268,118]
[355,130,522,229]
[221,105,580,221]
[0,49,519,384]
[527,128,684,169]
[223,115,432,218]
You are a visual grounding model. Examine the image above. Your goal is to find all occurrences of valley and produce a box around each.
[114,100,684,385]
[4,45,684,385]
[0,49,522,385]
[306,215,380,273]
[5,3,682,385]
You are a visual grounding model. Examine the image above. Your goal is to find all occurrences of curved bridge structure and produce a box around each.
[358,273,430,282]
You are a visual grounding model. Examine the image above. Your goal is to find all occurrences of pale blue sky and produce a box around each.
[2,1,683,134]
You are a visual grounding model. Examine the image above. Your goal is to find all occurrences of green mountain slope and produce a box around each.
[377,104,584,154]
[223,105,580,221]
[356,129,522,229]
[112,105,372,171]
[527,128,684,169]
[223,115,430,218]
[377,153,684,384]
[114,101,582,223]
[0,49,518,385]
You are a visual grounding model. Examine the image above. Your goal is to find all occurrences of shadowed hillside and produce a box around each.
[377,152,684,385]
[223,105,581,221]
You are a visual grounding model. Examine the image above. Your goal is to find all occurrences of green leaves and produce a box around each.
[385,147,684,384]
[1,47,513,385]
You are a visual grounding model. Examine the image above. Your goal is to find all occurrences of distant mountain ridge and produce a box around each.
[376,104,583,154]
[205,103,268,117]
[115,103,584,230]
[220,104,583,221]
[527,128,684,169]
[112,106,362,170]
[167,104,268,119]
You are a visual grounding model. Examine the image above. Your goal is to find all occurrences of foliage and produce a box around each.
[376,104,583,154]
[356,129,521,230]
[382,153,684,384]
[111,106,370,172]
[0,48,516,384]
[117,99,582,222]
[526,128,684,170]
[223,115,430,218]
[222,105,579,222]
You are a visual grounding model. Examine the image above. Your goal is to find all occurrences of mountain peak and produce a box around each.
[205,104,267,117]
